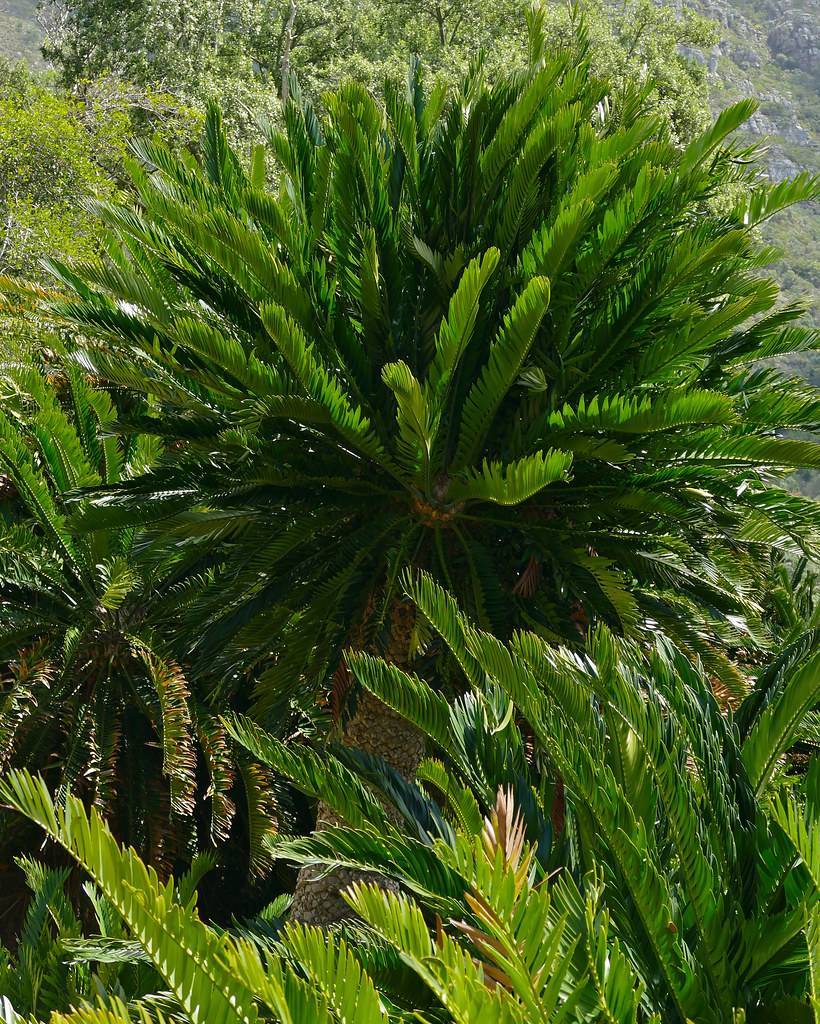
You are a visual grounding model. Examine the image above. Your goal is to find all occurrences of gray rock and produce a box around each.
[680,44,708,64]
[746,110,779,135]
[732,43,762,67]
[768,13,820,75]
[766,147,804,180]
[780,120,814,145]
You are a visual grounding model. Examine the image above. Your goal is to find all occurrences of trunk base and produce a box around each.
[289,691,424,925]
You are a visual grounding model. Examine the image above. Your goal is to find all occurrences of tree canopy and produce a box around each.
[38,0,717,141]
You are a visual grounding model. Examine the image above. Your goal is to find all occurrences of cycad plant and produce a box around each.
[0,850,211,1019]
[3,583,820,1023]
[765,553,820,646]
[0,769,664,1024]
[37,15,820,670]
[15,12,820,914]
[0,362,239,863]
[231,574,820,1023]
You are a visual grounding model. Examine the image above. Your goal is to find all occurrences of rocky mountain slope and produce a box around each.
[690,0,819,334]
[683,0,820,492]
[0,0,42,66]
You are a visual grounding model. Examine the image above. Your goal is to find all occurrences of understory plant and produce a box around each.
[227,574,820,1023]
[2,581,820,1022]
[0,770,686,1024]
[0,850,214,1020]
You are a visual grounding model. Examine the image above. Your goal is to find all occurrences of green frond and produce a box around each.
[59,938,149,966]
[771,792,820,893]
[381,360,432,476]
[544,390,737,436]
[453,276,551,468]
[583,879,646,1024]
[807,904,820,1018]
[416,758,484,835]
[347,882,518,1023]
[742,646,820,797]
[426,247,499,406]
[135,643,197,817]
[345,651,454,751]
[678,99,758,173]
[96,558,139,611]
[733,171,820,226]
[49,997,161,1024]
[224,712,391,832]
[0,770,259,1024]
[280,923,388,1024]
[261,303,392,470]
[271,826,466,913]
[447,449,573,505]
[0,411,86,583]
[192,710,237,844]
[479,63,564,193]
[401,570,485,687]
[237,759,279,877]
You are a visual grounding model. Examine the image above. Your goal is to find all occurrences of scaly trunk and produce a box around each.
[289,603,425,926]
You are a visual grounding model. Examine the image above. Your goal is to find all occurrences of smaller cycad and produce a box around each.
[237,574,820,1023]
[0,768,651,1024]
[0,363,243,861]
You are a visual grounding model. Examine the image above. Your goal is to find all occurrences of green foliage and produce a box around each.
[26,35,820,717]
[0,852,169,1018]
[4,593,820,1021]
[0,767,658,1023]
[536,0,719,144]
[39,0,272,140]
[255,577,820,1022]
[36,0,715,147]
[0,18,819,1024]
[764,555,820,648]
[0,58,123,277]
[0,361,240,858]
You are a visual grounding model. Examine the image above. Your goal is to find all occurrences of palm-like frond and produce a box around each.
[1,765,656,1024]
[0,364,240,857]
[0,772,258,1024]
[23,35,819,700]
[255,578,820,1021]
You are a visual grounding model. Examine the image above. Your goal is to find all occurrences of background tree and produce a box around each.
[36,0,717,144]
[0,58,121,277]
[538,0,718,143]
[38,0,278,138]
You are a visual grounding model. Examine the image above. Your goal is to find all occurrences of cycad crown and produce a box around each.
[32,15,820,704]
[0,364,239,857]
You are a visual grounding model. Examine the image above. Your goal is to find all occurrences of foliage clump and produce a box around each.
[0,11,820,1024]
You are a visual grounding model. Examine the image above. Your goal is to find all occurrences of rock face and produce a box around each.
[768,12,820,75]
[683,0,819,329]
[684,0,820,497]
